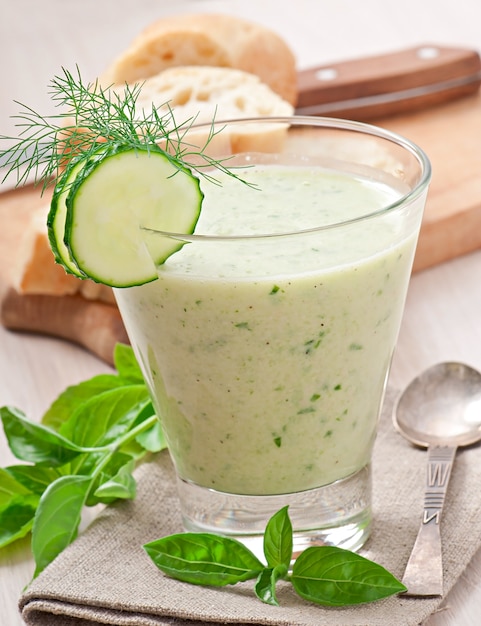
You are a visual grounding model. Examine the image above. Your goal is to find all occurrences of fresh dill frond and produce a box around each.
[0,66,255,191]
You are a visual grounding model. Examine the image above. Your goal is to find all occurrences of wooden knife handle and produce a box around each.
[1,288,129,366]
[296,44,481,119]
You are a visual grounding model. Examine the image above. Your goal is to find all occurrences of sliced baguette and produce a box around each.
[132,65,293,122]
[100,13,298,105]
[129,65,293,154]
[12,203,115,303]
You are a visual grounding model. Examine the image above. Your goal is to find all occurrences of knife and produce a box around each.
[296,44,481,119]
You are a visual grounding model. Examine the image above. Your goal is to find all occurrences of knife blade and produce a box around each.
[296,44,481,120]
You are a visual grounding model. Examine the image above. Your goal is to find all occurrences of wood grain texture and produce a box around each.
[382,90,481,270]
[1,288,128,365]
[296,45,481,118]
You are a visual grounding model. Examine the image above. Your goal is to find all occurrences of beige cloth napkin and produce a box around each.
[19,389,481,626]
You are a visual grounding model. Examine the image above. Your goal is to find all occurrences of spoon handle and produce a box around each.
[401,444,457,596]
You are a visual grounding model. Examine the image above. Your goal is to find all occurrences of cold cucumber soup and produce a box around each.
[115,163,418,496]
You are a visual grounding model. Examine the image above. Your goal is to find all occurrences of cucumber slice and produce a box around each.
[48,160,89,277]
[48,146,109,277]
[64,145,203,287]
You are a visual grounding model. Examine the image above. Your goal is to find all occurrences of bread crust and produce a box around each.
[12,204,115,303]
[100,13,298,105]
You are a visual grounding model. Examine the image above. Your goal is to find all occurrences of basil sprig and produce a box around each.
[144,506,406,607]
[0,344,166,577]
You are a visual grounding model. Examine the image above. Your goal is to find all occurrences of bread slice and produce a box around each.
[132,65,293,122]
[100,13,298,106]
[11,203,115,302]
[129,65,293,154]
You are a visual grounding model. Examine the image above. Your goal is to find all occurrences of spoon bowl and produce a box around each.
[393,361,481,448]
[393,361,481,597]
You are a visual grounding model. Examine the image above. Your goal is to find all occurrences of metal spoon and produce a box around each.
[393,362,481,596]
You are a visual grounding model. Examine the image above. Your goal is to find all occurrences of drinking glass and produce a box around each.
[114,116,431,557]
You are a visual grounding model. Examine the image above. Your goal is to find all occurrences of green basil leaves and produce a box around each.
[144,506,406,607]
[0,344,165,576]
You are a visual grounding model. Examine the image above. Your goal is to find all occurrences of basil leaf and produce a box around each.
[85,452,133,505]
[93,459,136,501]
[0,468,39,548]
[263,505,292,569]
[131,399,156,429]
[32,474,91,577]
[60,385,150,448]
[0,497,38,548]
[0,467,31,508]
[144,533,264,586]
[114,437,148,461]
[113,343,144,382]
[5,465,61,495]
[254,565,287,606]
[135,418,166,452]
[42,374,127,430]
[0,406,85,466]
[291,546,406,606]
[60,387,151,476]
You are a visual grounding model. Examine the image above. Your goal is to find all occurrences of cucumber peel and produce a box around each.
[49,145,203,288]
[48,146,108,277]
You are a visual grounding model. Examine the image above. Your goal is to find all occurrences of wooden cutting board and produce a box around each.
[385,90,481,271]
[1,74,481,364]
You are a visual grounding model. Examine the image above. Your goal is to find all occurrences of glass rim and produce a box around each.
[144,115,432,242]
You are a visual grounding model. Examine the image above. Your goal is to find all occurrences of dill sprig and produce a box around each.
[0,66,251,191]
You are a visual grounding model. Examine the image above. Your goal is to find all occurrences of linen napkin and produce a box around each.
[19,389,481,626]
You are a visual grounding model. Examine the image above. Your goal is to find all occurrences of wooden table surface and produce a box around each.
[2,1,481,624]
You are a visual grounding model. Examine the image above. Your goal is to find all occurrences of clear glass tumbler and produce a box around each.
[114,116,431,557]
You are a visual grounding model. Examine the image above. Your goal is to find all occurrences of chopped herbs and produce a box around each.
[297,407,315,415]
[234,322,251,330]
[304,331,326,354]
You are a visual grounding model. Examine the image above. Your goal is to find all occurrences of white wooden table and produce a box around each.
[2,1,481,624]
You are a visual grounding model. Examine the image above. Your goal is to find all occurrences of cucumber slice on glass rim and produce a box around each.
[50,145,203,288]
[47,146,107,277]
